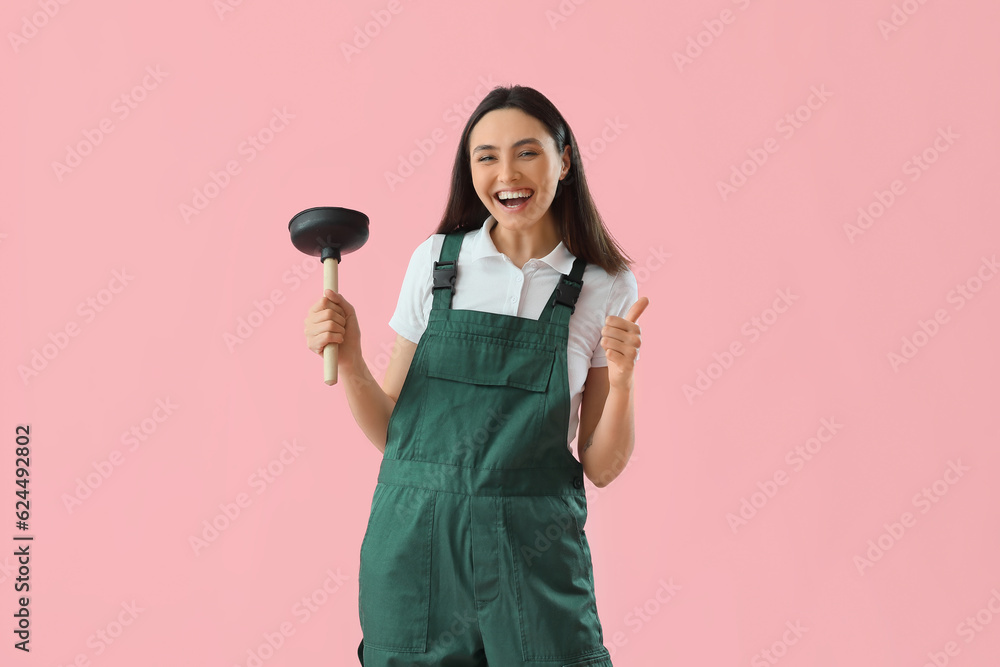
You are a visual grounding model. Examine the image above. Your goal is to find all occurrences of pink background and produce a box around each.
[3,1,999,665]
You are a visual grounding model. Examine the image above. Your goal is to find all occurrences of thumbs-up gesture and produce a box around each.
[601,296,648,390]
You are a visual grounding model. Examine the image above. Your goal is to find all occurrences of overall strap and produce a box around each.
[537,256,587,327]
[431,232,464,310]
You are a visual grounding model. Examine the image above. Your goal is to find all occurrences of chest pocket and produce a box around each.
[414,335,556,468]
[424,335,553,391]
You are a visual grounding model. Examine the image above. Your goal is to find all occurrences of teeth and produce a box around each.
[497,190,532,200]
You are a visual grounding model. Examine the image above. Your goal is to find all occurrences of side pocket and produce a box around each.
[359,485,388,554]
[556,494,587,543]
[359,487,435,652]
[562,651,613,667]
[508,495,604,661]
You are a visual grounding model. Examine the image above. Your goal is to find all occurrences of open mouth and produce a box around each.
[495,189,533,210]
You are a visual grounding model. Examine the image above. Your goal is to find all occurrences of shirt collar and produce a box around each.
[469,215,577,275]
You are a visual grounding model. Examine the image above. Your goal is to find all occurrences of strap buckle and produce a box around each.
[432,261,457,290]
[552,276,583,313]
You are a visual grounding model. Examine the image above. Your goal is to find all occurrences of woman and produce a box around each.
[304,85,646,667]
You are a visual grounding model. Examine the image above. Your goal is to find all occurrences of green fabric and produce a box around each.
[358,230,612,666]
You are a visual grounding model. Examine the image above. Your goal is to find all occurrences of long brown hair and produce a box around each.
[435,85,632,275]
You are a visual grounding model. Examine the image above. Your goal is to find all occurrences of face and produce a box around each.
[468,107,571,234]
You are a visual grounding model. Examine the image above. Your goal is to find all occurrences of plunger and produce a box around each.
[289,206,369,385]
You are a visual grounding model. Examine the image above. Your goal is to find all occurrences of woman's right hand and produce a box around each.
[304,289,363,371]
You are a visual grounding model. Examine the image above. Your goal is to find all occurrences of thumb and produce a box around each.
[625,296,649,324]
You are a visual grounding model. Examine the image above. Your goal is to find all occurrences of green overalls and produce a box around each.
[358,231,613,667]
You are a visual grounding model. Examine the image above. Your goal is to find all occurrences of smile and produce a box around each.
[495,189,534,210]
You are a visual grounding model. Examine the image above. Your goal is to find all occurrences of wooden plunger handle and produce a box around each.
[324,257,339,385]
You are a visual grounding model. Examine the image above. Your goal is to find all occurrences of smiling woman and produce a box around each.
[303,84,646,667]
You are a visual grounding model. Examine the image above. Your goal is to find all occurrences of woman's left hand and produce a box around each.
[601,297,649,390]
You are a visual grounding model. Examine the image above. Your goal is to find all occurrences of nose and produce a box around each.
[498,157,519,184]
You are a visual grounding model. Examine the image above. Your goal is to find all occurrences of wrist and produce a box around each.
[608,372,634,393]
[338,348,366,377]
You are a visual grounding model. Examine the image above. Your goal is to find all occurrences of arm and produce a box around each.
[577,296,648,487]
[577,366,634,487]
[305,287,418,454]
[341,333,417,455]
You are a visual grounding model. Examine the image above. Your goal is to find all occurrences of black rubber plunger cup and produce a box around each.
[289,206,369,385]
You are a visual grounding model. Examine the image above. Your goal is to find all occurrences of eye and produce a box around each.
[476,155,495,163]
[519,151,537,157]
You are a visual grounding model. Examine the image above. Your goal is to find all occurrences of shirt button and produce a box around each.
[509,296,517,303]
[573,476,584,489]
[515,274,523,283]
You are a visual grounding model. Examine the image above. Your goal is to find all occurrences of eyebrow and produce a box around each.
[471,138,543,153]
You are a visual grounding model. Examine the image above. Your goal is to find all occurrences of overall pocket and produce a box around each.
[506,495,606,662]
[359,486,436,652]
[417,335,555,469]
[562,651,613,667]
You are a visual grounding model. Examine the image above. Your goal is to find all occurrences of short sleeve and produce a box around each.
[590,268,640,367]
[388,236,437,344]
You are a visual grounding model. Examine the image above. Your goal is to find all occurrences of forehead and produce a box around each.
[469,108,554,147]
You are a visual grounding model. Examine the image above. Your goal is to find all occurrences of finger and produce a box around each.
[326,289,354,316]
[311,331,343,354]
[625,296,649,324]
[325,288,349,305]
[308,297,329,314]
[308,319,340,336]
[309,309,346,326]
[601,336,638,362]
[306,308,343,330]
[600,324,641,349]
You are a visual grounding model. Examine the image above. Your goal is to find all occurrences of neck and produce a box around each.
[489,217,560,269]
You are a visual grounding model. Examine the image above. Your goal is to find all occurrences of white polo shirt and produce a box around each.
[388,215,639,458]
